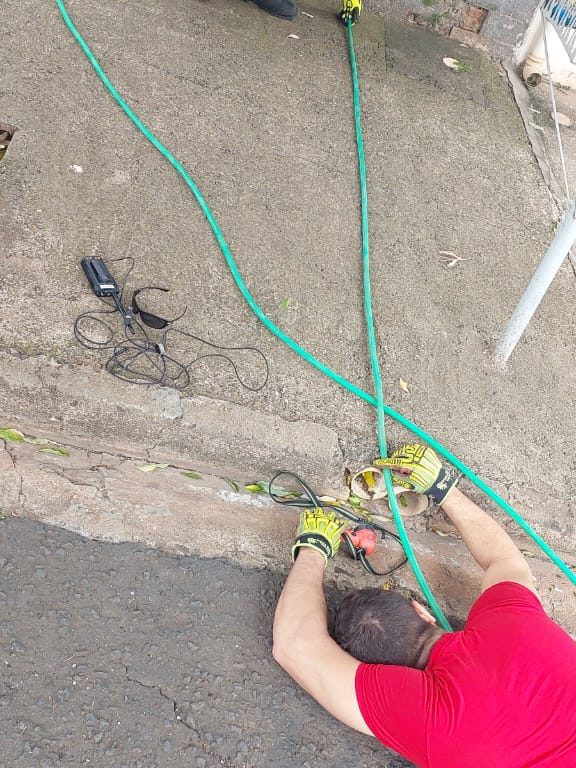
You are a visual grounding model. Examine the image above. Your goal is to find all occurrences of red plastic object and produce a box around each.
[345,527,377,556]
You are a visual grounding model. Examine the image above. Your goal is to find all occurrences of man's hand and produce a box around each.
[340,0,362,25]
[292,508,350,565]
[374,444,459,505]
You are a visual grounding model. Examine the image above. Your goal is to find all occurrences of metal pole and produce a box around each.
[494,201,576,365]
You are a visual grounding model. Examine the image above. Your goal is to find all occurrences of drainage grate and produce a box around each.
[0,123,16,162]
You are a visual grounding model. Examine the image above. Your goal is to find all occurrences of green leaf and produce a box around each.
[0,428,24,442]
[224,478,240,492]
[22,436,49,445]
[278,297,291,311]
[136,463,169,472]
[347,492,373,515]
[244,481,301,498]
[39,447,70,457]
[181,471,203,480]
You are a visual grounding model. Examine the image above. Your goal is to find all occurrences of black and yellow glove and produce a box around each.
[339,0,362,24]
[292,508,351,565]
[374,444,459,505]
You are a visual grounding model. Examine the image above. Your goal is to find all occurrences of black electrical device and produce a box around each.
[81,257,120,297]
[80,257,135,332]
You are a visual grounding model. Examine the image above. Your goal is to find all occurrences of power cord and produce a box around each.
[74,257,269,391]
[269,470,408,577]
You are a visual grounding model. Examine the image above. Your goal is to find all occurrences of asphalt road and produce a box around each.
[0,517,410,768]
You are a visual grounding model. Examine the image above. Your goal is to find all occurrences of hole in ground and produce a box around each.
[0,122,17,162]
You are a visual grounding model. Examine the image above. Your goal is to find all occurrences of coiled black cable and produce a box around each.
[73,257,269,391]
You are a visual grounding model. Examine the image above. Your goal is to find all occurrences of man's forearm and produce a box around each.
[441,487,524,572]
[272,547,371,735]
[272,549,329,668]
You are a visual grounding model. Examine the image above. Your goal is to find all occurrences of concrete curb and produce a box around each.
[1,432,575,633]
[0,350,345,491]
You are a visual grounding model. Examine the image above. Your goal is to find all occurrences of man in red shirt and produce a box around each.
[272,444,576,767]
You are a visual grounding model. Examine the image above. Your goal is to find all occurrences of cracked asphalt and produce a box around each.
[0,517,410,768]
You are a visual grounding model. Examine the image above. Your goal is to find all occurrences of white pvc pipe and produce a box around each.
[494,202,576,365]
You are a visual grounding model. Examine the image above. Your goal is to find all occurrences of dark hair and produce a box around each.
[333,588,437,668]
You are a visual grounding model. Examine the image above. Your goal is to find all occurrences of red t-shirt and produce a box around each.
[355,581,576,767]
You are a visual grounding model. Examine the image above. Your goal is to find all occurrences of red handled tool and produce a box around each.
[269,470,408,578]
[342,526,377,556]
[341,525,391,576]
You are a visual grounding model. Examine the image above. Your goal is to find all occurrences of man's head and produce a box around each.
[333,587,444,669]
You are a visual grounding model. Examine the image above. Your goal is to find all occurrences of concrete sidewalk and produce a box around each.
[2,0,575,581]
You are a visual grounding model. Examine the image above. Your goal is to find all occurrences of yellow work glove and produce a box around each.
[374,444,459,505]
[340,0,362,24]
[292,508,351,565]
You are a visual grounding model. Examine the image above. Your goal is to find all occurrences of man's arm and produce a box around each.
[272,548,373,736]
[440,487,536,595]
[376,444,537,595]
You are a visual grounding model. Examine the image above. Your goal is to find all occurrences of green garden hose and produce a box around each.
[344,23,450,628]
[56,1,576,626]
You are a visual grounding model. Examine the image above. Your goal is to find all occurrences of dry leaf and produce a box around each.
[439,250,467,268]
[22,436,49,445]
[554,111,572,127]
[39,447,70,457]
[442,57,470,72]
[0,428,25,442]
[520,549,538,559]
[399,378,411,394]
[136,463,169,472]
